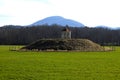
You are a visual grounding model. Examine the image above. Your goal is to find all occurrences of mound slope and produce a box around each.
[22,39,104,51]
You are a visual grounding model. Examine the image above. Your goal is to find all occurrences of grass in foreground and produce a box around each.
[0,46,120,80]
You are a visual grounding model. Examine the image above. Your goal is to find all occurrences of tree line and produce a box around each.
[0,25,120,45]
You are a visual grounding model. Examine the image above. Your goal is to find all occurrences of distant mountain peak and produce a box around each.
[95,25,110,28]
[47,16,64,18]
[30,16,84,27]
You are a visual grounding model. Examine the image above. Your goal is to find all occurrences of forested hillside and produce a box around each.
[0,25,120,45]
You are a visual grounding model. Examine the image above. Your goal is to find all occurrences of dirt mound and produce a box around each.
[22,39,104,51]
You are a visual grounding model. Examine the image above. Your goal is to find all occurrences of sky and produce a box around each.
[0,0,120,28]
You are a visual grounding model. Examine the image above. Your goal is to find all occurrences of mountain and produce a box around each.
[95,25,117,29]
[1,25,23,29]
[95,25,110,28]
[30,16,84,27]
[95,25,120,30]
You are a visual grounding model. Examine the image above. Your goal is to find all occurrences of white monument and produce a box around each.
[61,27,71,39]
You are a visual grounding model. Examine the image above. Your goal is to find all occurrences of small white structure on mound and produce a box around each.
[61,26,71,39]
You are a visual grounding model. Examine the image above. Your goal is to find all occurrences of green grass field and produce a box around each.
[0,46,120,80]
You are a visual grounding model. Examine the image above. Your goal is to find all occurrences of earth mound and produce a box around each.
[21,39,104,51]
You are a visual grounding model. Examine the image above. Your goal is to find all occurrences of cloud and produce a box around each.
[0,0,120,27]
[0,0,56,25]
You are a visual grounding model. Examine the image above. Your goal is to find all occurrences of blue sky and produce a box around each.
[0,0,120,28]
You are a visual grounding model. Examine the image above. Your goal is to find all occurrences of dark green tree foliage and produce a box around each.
[0,25,120,45]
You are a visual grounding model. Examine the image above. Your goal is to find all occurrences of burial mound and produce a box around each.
[21,39,104,51]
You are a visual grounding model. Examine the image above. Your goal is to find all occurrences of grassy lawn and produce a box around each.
[0,46,120,80]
